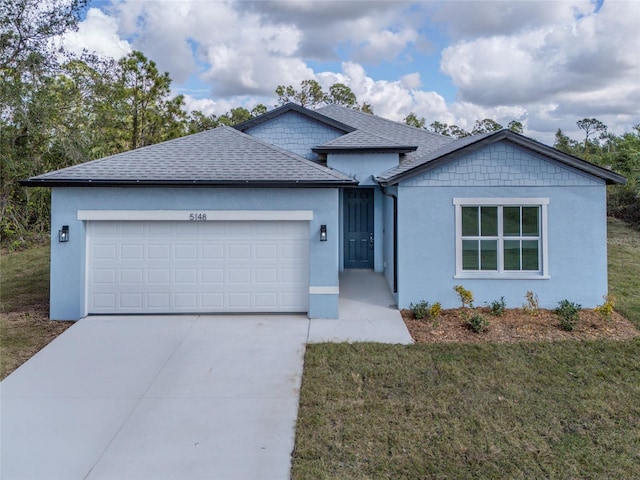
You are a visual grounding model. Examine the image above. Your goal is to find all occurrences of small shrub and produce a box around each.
[594,294,616,320]
[410,300,430,320]
[429,302,442,318]
[489,297,506,316]
[454,285,474,308]
[410,300,442,320]
[464,310,489,333]
[555,299,582,331]
[523,291,540,316]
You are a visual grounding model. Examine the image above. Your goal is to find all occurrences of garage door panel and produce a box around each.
[148,244,171,260]
[201,269,224,284]
[120,269,143,284]
[120,293,143,309]
[202,244,224,259]
[92,244,117,260]
[148,269,171,284]
[120,244,144,260]
[255,268,277,283]
[87,220,309,314]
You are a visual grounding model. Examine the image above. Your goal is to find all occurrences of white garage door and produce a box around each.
[86,220,309,314]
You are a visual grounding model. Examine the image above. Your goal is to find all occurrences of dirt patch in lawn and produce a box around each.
[0,309,73,380]
[402,308,639,344]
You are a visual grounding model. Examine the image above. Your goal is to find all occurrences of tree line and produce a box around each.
[1,0,638,248]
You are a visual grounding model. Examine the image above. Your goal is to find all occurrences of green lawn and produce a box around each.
[292,219,640,479]
[0,244,72,379]
[607,217,640,328]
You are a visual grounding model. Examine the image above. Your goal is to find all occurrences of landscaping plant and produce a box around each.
[489,297,506,316]
[594,294,616,320]
[454,285,474,308]
[523,290,540,316]
[463,310,489,333]
[409,300,442,320]
[555,299,582,331]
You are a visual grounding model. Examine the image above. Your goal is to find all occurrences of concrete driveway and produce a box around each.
[1,315,309,480]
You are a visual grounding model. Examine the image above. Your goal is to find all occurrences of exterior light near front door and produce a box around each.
[58,225,69,242]
[320,224,327,241]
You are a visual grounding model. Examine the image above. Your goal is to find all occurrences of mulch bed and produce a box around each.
[402,308,639,344]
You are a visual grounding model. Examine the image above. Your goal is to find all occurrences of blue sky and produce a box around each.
[65,0,639,144]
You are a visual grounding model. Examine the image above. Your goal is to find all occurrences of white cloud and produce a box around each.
[62,8,131,59]
[58,0,640,146]
[352,27,419,64]
[441,2,640,106]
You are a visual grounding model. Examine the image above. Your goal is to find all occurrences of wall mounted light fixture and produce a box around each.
[320,224,327,241]
[58,225,69,243]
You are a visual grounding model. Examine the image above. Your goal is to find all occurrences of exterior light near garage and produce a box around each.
[320,224,327,241]
[58,225,69,243]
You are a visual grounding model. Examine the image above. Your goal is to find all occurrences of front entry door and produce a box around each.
[344,189,374,269]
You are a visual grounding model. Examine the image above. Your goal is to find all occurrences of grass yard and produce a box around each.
[607,217,640,328]
[292,340,640,479]
[0,244,72,380]
[292,218,640,479]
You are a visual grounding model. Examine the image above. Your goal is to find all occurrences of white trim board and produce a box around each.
[77,210,314,221]
[309,286,339,295]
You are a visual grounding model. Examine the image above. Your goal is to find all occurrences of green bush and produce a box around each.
[410,300,430,320]
[464,310,489,333]
[410,300,442,320]
[489,297,506,316]
[555,300,582,331]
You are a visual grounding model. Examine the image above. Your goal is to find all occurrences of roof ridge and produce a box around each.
[328,129,408,146]
[317,104,450,140]
[220,125,354,181]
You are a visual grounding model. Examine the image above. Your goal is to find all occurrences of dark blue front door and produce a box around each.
[344,189,374,269]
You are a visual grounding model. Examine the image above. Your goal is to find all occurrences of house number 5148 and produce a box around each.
[189,213,207,221]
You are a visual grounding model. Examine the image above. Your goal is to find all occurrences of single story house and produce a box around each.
[23,103,626,320]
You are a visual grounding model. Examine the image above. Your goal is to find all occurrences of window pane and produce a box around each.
[504,240,521,270]
[522,207,539,236]
[462,240,479,270]
[481,206,498,236]
[503,207,520,236]
[522,240,539,270]
[462,207,478,236]
[480,240,497,270]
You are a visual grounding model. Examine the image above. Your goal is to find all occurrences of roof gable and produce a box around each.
[316,104,453,157]
[22,125,358,187]
[235,103,355,134]
[376,129,626,186]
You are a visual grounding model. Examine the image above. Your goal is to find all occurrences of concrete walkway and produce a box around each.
[309,270,413,344]
[1,271,411,479]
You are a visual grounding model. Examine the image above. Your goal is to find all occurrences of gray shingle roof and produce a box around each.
[313,129,417,152]
[315,104,453,159]
[23,125,357,187]
[316,105,625,185]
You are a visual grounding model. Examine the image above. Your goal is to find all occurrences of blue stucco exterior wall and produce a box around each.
[49,187,340,320]
[243,111,344,161]
[396,141,608,309]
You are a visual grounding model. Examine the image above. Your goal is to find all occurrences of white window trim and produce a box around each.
[453,198,549,280]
